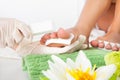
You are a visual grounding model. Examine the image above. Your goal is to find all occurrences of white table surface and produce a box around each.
[0,48,29,80]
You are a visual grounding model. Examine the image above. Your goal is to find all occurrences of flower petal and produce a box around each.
[75,50,92,71]
[96,64,116,80]
[42,70,60,80]
[48,60,66,80]
[66,58,76,69]
[66,73,75,80]
[51,55,67,68]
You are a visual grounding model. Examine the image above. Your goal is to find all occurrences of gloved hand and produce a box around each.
[0,18,33,49]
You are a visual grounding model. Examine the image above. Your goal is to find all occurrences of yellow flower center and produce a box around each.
[66,66,96,80]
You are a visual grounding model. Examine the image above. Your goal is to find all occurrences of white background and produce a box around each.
[0,0,85,29]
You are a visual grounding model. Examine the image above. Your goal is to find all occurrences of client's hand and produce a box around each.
[0,18,33,49]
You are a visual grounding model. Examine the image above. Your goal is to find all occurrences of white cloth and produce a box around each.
[89,27,106,42]
[0,18,33,48]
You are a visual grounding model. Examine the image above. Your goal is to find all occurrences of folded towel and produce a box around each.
[22,48,110,80]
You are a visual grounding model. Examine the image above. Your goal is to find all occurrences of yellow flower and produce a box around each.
[66,66,96,80]
[42,51,116,80]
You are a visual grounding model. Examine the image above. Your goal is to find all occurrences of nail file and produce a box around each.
[45,33,74,45]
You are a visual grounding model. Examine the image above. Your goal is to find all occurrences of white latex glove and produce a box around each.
[16,34,87,56]
[0,18,33,49]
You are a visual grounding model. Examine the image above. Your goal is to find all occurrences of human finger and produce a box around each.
[15,19,33,40]
[40,33,51,44]
[57,28,70,39]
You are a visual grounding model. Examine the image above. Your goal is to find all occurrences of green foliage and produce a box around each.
[105,51,120,80]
